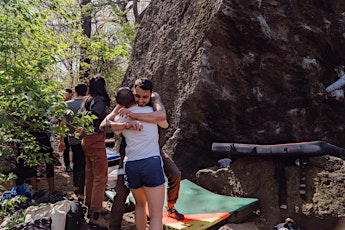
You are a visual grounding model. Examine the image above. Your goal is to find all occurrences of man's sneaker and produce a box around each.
[66,166,73,172]
[167,207,185,220]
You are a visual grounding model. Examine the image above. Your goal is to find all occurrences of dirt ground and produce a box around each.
[35,150,139,230]
[38,163,259,230]
[5,136,342,230]
[32,134,259,230]
[30,134,138,230]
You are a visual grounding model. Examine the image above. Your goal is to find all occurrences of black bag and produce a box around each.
[12,217,52,230]
[65,201,84,230]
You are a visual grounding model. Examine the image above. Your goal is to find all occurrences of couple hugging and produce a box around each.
[100,78,184,230]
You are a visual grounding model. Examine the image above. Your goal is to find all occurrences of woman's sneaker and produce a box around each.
[167,207,185,220]
[89,212,109,229]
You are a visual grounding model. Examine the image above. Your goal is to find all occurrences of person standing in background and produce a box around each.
[59,83,88,201]
[15,131,56,194]
[63,88,73,172]
[81,74,111,228]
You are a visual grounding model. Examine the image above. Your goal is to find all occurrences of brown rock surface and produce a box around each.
[196,156,345,229]
[123,0,345,229]
[125,0,345,176]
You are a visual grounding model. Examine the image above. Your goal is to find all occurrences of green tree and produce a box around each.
[0,0,69,170]
[78,0,138,93]
[47,0,138,92]
[0,0,138,186]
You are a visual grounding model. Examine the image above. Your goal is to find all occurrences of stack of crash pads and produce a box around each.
[129,179,260,230]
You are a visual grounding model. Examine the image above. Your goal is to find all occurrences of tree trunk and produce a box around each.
[80,0,92,82]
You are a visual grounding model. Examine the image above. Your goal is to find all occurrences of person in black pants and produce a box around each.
[63,136,72,172]
[63,88,73,172]
[59,83,88,199]
[15,131,56,194]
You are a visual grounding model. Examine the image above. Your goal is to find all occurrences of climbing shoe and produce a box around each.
[167,207,185,220]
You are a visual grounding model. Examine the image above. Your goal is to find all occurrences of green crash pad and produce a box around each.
[172,179,259,222]
[129,179,260,224]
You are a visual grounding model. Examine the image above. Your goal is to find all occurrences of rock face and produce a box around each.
[123,0,345,229]
[196,156,345,229]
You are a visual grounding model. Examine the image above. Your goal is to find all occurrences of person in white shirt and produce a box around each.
[106,87,165,230]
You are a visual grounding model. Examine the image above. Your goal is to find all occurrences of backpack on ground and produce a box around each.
[65,201,85,230]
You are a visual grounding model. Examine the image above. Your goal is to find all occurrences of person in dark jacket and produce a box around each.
[81,74,111,228]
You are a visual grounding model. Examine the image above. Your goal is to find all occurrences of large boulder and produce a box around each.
[124,0,345,176]
[123,0,345,229]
